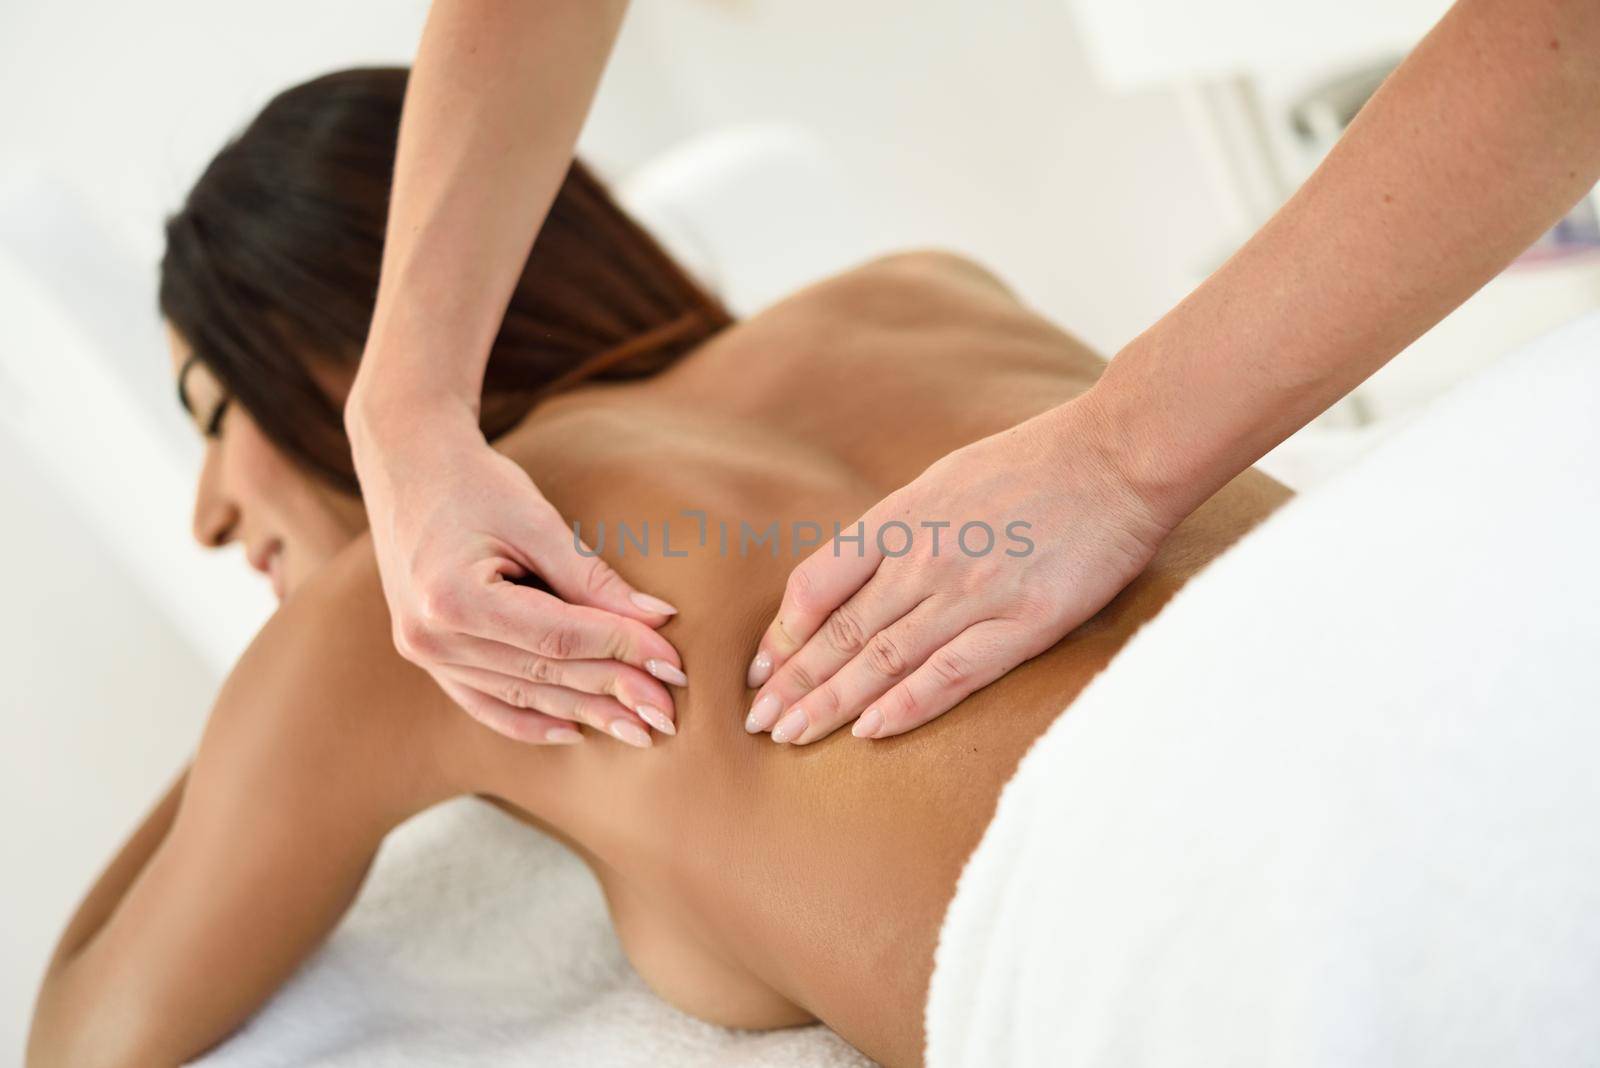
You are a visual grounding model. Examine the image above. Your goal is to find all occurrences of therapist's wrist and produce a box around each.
[1063,359,1218,535]
[346,362,484,479]
[1023,391,1176,554]
[348,326,487,422]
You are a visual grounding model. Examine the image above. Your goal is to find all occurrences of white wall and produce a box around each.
[592,0,1233,349]
[0,0,1234,348]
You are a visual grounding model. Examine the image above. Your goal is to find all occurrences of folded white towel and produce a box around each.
[927,314,1600,1067]
[192,799,868,1067]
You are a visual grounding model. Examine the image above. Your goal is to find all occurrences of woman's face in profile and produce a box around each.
[167,324,366,601]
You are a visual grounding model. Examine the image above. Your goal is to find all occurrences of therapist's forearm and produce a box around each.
[351,0,629,426]
[1085,0,1600,525]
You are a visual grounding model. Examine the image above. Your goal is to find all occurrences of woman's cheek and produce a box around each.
[222,422,287,514]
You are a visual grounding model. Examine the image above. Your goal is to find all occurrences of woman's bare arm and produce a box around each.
[27,546,463,1068]
[33,770,189,990]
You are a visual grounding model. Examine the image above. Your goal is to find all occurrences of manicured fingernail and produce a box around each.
[645,658,688,686]
[771,707,809,745]
[745,693,782,733]
[853,708,884,739]
[630,591,679,616]
[746,650,773,688]
[636,703,675,736]
[610,719,652,749]
[547,727,583,745]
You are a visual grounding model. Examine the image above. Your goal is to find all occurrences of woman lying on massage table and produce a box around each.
[26,68,1288,1068]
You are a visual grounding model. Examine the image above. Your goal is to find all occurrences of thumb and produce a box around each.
[526,516,678,625]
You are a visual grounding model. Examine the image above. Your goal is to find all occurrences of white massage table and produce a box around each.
[191,798,869,1068]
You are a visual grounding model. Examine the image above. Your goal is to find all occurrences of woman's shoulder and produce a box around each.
[258,534,396,685]
[205,536,469,811]
[841,247,1012,284]
[674,247,1089,413]
[709,249,1029,362]
[795,249,1019,316]
[855,248,1017,294]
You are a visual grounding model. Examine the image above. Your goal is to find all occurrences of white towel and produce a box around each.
[192,799,869,1067]
[927,314,1600,1067]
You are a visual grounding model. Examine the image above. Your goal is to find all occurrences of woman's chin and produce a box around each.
[268,552,288,602]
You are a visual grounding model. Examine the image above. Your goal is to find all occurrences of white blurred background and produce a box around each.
[4,0,1598,1057]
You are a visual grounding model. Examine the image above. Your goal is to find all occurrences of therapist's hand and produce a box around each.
[348,394,686,747]
[744,399,1173,744]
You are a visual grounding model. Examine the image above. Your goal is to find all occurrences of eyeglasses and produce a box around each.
[176,354,232,440]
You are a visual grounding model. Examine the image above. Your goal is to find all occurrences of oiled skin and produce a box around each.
[455,253,1289,1062]
[30,253,1288,1068]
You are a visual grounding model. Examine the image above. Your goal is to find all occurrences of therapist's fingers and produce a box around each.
[747,521,884,688]
[439,635,676,732]
[442,667,656,747]
[548,540,683,624]
[852,620,1026,740]
[431,581,685,685]
[437,678,583,746]
[744,578,922,736]
[514,502,682,627]
[763,599,964,746]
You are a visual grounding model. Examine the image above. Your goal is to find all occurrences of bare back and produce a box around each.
[34,254,1287,1068]
[445,253,1291,1063]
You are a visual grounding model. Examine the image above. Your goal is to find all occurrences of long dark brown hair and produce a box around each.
[160,67,731,494]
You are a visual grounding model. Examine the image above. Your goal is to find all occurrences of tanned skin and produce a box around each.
[30,254,1288,1068]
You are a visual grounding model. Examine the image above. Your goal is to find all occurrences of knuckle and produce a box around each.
[419,586,465,630]
[864,631,909,678]
[395,617,434,660]
[582,558,622,599]
[1011,588,1055,625]
[823,605,867,655]
[590,696,623,724]
[603,624,636,664]
[785,565,817,613]
[568,693,606,728]
[880,684,917,728]
[928,646,974,689]
[772,615,802,653]
[538,624,581,660]
[806,684,841,717]
[521,655,559,685]
[501,682,535,709]
[782,660,819,696]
